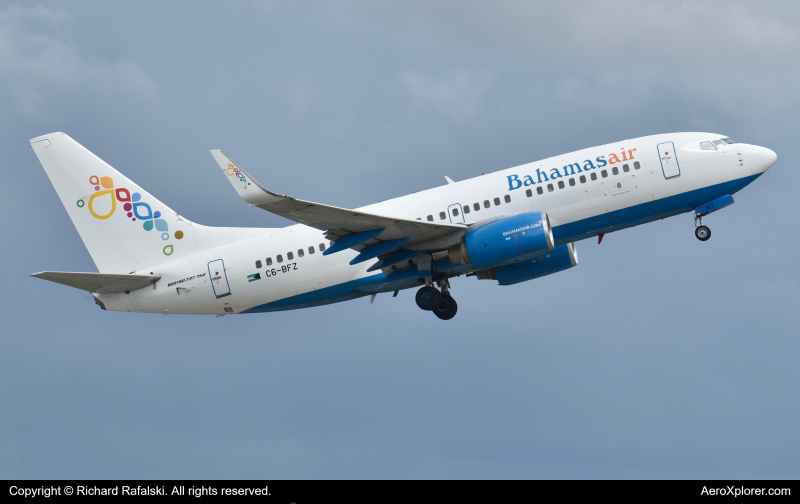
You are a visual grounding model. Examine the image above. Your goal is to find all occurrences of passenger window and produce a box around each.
[427,215,433,221]
[700,141,715,150]
[309,246,315,254]
[473,203,480,211]
[601,169,608,178]
[547,183,554,192]
[255,260,262,269]
[298,249,304,257]
[452,208,459,216]
[319,243,326,251]
[569,178,575,186]
[557,180,564,189]
[580,175,586,183]
[634,161,641,169]
[277,254,283,263]
[526,188,532,197]
[537,186,543,195]
[623,164,629,172]
[493,197,501,206]
[287,251,294,260]
[504,195,511,203]
[612,167,619,175]
[484,200,490,208]
[463,205,470,214]
[439,211,446,220]
[266,257,273,266]
[591,172,597,180]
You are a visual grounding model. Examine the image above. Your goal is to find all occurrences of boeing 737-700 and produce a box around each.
[30,132,776,320]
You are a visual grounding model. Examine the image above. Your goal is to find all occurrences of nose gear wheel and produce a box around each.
[694,214,711,241]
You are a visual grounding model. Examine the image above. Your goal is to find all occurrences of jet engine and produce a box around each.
[448,211,554,269]
[472,242,578,285]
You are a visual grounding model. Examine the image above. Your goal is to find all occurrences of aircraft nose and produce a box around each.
[748,145,777,173]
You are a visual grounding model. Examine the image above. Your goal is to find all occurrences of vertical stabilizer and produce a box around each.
[31,132,199,273]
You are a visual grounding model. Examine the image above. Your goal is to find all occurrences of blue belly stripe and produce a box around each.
[243,174,761,313]
[552,174,759,245]
[241,266,426,313]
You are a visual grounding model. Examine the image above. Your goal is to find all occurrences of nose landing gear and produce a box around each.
[694,214,711,241]
[415,279,458,320]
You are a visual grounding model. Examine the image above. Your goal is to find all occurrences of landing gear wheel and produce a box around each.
[433,293,458,320]
[695,225,711,241]
[416,286,442,311]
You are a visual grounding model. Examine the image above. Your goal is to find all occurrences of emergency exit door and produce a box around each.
[208,259,231,298]
[447,203,465,223]
[657,141,681,179]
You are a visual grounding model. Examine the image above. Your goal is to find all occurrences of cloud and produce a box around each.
[400,70,494,120]
[0,5,72,25]
[0,5,157,108]
[322,1,800,67]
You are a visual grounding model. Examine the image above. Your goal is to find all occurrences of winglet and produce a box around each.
[210,150,282,206]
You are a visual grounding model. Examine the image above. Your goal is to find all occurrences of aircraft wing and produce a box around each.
[31,271,161,294]
[210,150,467,248]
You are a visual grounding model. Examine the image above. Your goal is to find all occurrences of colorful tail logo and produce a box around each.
[226,163,249,189]
[77,175,184,256]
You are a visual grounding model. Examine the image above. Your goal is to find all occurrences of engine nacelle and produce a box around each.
[474,243,578,285]
[449,212,554,270]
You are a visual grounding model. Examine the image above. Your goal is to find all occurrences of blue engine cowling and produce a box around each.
[490,242,578,285]
[457,212,554,270]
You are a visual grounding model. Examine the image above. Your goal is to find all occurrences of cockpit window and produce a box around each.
[711,140,727,149]
[700,141,715,150]
[721,137,737,144]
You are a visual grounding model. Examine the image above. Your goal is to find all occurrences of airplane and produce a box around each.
[30,132,776,320]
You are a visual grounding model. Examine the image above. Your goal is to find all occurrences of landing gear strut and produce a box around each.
[694,214,711,241]
[415,278,458,320]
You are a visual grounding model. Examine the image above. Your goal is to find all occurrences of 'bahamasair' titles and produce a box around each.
[506,147,637,191]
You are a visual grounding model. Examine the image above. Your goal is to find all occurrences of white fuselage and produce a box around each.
[95,132,775,315]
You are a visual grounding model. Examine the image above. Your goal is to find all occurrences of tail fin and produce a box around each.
[31,132,199,273]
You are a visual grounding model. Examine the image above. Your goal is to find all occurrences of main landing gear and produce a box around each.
[415,279,458,320]
[694,214,711,241]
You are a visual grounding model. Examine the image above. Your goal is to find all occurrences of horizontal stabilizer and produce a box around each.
[210,150,467,250]
[31,271,161,294]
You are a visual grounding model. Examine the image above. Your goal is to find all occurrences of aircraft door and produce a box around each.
[447,203,465,223]
[657,142,681,179]
[208,259,231,298]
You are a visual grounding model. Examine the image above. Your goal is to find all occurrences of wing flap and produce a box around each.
[31,271,161,294]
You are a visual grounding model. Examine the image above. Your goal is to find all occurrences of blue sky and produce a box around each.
[1,1,798,478]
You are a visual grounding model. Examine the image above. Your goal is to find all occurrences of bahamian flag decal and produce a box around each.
[247,273,261,282]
